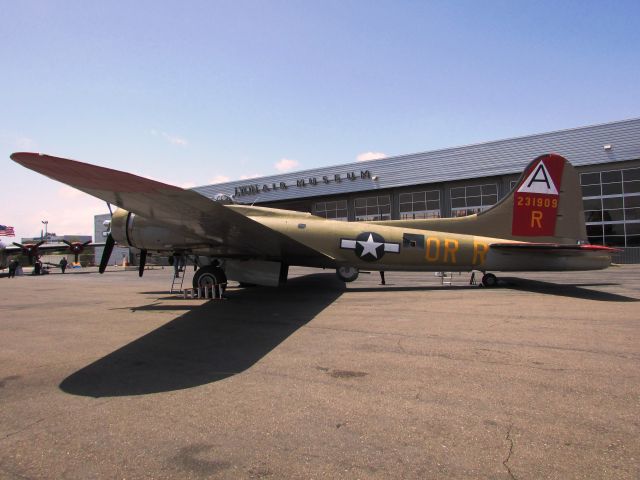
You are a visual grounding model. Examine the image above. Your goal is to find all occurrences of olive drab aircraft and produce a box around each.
[10,152,615,289]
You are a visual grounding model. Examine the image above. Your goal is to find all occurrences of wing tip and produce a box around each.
[10,152,45,165]
[12,151,186,195]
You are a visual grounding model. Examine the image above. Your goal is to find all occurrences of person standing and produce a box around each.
[59,257,68,274]
[173,253,186,278]
[34,258,42,275]
[8,258,18,278]
[379,270,386,285]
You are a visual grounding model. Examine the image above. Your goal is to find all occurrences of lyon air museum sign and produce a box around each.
[234,169,373,197]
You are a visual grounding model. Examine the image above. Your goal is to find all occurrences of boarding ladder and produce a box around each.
[170,271,185,293]
[435,271,456,286]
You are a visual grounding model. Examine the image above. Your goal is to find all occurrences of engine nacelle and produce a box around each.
[110,208,204,251]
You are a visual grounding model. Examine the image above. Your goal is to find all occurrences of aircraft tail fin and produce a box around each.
[372,153,588,244]
[502,153,586,242]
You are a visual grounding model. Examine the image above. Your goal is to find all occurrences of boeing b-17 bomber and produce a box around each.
[10,152,614,290]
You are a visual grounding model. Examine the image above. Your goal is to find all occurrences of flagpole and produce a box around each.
[42,220,48,242]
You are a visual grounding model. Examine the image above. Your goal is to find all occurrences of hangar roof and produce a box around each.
[193,117,640,203]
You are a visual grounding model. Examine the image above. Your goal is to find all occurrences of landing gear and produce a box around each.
[336,266,359,282]
[193,265,227,293]
[481,273,498,288]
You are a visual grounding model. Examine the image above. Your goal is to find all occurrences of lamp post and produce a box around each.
[42,220,48,241]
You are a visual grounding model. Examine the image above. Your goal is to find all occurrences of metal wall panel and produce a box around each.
[193,118,640,203]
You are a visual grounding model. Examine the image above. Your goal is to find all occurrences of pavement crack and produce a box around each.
[0,398,116,444]
[502,423,517,480]
[1,418,45,442]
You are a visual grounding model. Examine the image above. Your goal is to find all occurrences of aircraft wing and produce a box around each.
[11,153,330,261]
[3,242,100,253]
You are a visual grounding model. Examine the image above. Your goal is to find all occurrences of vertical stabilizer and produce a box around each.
[372,153,588,244]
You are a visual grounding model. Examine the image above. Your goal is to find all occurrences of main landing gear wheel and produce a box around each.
[336,266,359,282]
[193,265,227,293]
[481,273,498,288]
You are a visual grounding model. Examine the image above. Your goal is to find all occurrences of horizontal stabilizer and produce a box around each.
[490,243,618,252]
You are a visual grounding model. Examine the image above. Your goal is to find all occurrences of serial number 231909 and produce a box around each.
[517,196,558,208]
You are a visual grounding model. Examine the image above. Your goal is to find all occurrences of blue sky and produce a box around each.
[1,0,639,239]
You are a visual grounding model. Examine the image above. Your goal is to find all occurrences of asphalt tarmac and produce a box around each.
[1,265,639,479]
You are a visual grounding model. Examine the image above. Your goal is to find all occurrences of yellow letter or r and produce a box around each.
[443,239,459,263]
[472,241,488,265]
[531,210,543,228]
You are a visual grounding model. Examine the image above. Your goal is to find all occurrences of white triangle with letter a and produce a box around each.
[517,161,558,195]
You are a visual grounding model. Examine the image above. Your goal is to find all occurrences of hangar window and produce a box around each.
[450,184,497,217]
[354,195,391,221]
[315,200,348,221]
[580,168,640,247]
[399,190,440,219]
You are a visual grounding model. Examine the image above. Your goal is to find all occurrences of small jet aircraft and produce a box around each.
[10,152,614,289]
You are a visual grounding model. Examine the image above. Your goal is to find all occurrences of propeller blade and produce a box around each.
[62,240,73,247]
[99,234,115,274]
[12,242,23,248]
[138,249,147,277]
[82,240,92,246]
[74,253,80,263]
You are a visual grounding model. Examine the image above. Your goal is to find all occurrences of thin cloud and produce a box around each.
[150,129,188,147]
[209,175,231,184]
[57,185,84,199]
[0,132,37,150]
[31,192,106,237]
[274,158,299,172]
[163,133,188,146]
[357,151,387,162]
[239,173,263,180]
[15,136,37,150]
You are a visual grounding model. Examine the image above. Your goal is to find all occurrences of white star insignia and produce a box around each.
[357,233,383,258]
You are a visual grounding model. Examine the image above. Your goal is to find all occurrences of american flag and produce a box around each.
[0,225,15,236]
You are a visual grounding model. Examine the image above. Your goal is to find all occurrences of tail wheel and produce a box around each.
[481,273,498,287]
[336,266,359,282]
[193,266,227,292]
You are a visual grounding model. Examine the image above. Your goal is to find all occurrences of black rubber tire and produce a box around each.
[192,265,227,291]
[336,266,359,282]
[481,273,498,288]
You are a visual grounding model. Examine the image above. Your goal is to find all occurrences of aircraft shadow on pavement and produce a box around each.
[501,277,639,302]
[59,273,345,398]
[348,279,638,302]
[347,285,474,293]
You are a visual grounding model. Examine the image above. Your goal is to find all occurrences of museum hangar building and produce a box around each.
[194,118,640,263]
